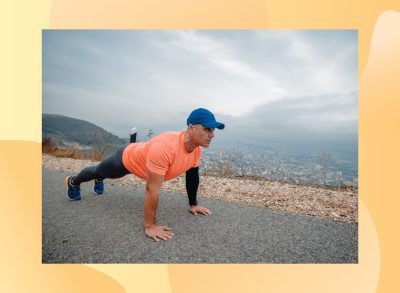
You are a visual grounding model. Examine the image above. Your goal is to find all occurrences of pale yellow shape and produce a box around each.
[0,141,125,292]
[168,199,379,293]
[49,0,268,28]
[1,0,52,142]
[359,10,400,293]
[87,265,172,293]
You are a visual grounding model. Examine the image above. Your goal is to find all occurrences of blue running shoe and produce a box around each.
[65,176,81,201]
[93,179,104,195]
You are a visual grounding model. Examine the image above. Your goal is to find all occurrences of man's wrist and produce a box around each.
[144,223,155,229]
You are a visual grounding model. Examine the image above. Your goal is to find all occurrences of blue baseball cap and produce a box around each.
[187,108,225,130]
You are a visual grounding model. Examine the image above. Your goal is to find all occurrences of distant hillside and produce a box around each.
[42,114,126,155]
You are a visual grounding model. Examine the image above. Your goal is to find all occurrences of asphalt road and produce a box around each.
[42,169,358,263]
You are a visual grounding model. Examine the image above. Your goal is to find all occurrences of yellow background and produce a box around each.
[1,0,399,291]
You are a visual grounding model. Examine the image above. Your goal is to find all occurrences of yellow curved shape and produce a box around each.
[359,10,400,293]
[0,141,125,292]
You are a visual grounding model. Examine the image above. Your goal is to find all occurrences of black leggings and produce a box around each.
[72,144,130,185]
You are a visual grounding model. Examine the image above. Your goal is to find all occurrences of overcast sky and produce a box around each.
[43,30,357,153]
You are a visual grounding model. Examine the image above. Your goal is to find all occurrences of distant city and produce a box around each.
[200,144,358,187]
[132,131,358,187]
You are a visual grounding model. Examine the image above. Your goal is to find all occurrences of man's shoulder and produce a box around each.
[148,131,182,151]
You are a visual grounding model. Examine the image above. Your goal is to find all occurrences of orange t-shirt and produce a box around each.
[122,131,202,181]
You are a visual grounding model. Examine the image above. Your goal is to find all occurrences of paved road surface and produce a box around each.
[43,169,358,263]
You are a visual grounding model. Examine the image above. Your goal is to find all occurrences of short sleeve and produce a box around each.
[193,147,202,168]
[146,142,174,175]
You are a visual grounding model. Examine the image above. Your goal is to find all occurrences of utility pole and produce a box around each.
[147,129,154,140]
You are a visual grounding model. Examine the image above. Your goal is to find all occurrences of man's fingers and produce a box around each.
[199,208,211,215]
[190,206,212,216]
[156,228,174,240]
[150,233,171,241]
[146,226,174,241]
[160,231,173,239]
[158,232,174,240]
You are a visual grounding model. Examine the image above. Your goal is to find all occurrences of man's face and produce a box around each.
[191,124,215,147]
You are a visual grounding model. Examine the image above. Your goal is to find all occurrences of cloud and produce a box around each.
[43,30,358,148]
[165,30,287,116]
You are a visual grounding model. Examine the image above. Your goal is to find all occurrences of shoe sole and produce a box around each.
[65,176,81,201]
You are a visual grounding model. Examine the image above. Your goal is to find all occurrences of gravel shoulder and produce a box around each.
[43,154,358,224]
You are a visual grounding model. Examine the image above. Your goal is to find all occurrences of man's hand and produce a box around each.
[145,224,174,242]
[189,205,211,216]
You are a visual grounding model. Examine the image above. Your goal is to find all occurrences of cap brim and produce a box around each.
[202,121,225,130]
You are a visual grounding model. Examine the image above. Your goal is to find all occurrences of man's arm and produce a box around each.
[186,167,211,216]
[144,170,174,241]
[185,167,199,206]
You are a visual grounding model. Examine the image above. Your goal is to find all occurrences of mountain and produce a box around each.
[42,114,126,155]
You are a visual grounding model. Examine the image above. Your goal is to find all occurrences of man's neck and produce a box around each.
[183,131,196,153]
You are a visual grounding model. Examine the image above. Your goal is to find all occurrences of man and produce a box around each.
[65,108,225,242]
